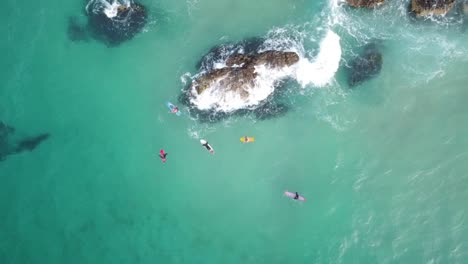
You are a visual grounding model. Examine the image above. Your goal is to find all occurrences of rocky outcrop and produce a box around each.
[191,51,299,95]
[346,0,385,8]
[348,43,383,87]
[410,0,456,16]
[86,1,147,46]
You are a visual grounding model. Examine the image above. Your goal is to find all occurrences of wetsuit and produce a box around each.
[294,192,299,200]
[202,143,212,151]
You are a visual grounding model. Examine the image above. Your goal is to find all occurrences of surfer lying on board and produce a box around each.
[159,149,168,163]
[284,191,306,201]
[243,136,250,143]
[200,140,214,154]
[171,106,179,114]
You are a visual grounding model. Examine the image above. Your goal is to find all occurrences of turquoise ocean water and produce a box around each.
[2,0,468,263]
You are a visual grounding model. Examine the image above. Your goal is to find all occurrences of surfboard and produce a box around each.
[200,139,214,154]
[284,191,306,201]
[166,102,181,116]
[240,137,255,143]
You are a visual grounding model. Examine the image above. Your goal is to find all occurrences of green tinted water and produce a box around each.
[1,0,468,263]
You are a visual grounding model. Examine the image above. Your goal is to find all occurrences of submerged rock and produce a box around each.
[346,0,385,8]
[348,43,383,87]
[410,0,456,17]
[0,122,50,161]
[85,0,147,46]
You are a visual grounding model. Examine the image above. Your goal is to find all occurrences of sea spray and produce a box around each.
[294,30,342,87]
[86,0,131,18]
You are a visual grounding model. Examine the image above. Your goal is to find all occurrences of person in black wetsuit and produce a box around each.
[294,192,300,200]
[202,141,213,153]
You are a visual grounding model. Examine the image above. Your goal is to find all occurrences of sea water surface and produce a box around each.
[1,0,468,263]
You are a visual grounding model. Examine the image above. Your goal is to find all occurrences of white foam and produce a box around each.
[86,0,131,18]
[103,2,121,18]
[180,72,192,86]
[294,30,342,87]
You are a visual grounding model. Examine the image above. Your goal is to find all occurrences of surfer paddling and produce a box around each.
[166,102,181,116]
[200,139,214,154]
[243,136,250,143]
[159,149,168,163]
[293,192,300,200]
[284,191,306,201]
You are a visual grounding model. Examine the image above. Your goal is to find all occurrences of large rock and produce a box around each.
[348,43,383,87]
[86,0,147,46]
[346,0,385,8]
[410,0,456,16]
[191,51,299,95]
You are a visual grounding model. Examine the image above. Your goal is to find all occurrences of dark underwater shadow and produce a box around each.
[0,121,50,162]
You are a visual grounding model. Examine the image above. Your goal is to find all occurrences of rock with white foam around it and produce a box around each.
[86,0,147,46]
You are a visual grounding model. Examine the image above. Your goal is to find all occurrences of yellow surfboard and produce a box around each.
[240,137,255,143]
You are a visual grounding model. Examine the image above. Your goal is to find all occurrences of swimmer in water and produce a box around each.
[159,149,168,163]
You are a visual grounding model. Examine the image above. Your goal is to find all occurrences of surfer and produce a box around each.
[159,149,168,163]
[172,106,179,114]
[243,136,249,143]
[284,190,305,201]
[200,140,214,154]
